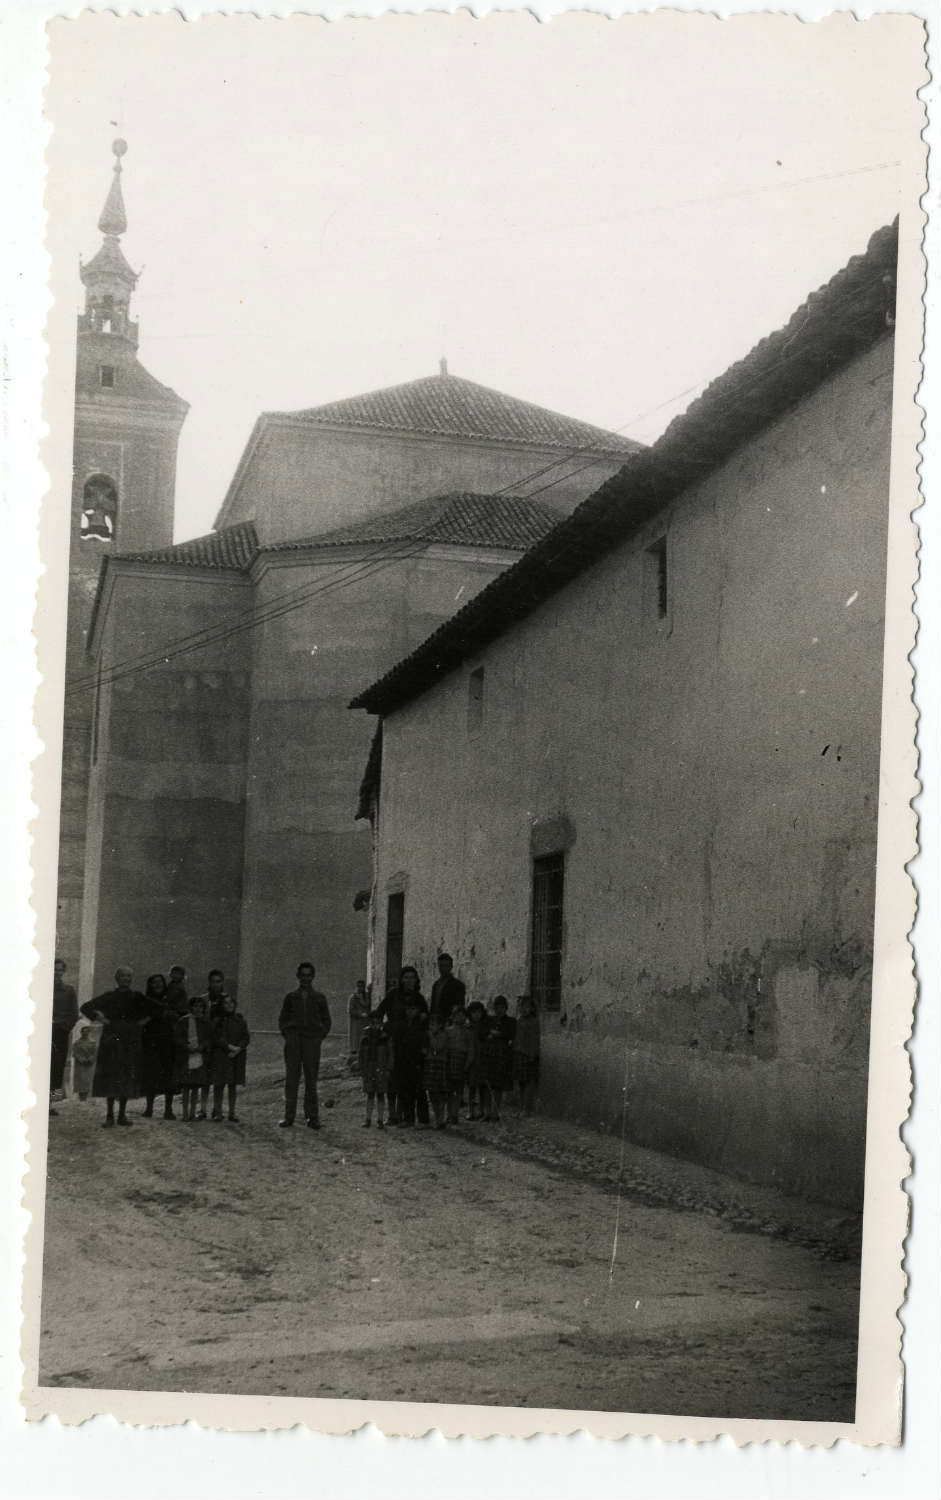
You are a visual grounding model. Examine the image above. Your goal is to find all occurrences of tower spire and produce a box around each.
[97,138,128,237]
[79,138,138,345]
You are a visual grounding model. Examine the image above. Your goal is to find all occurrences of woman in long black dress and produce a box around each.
[376,966,428,1125]
[139,973,177,1120]
[80,966,162,1128]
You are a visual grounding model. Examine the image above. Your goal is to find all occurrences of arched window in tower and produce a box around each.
[81,474,118,542]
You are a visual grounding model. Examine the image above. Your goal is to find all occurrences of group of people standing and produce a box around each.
[50,962,250,1127]
[355,954,541,1130]
[49,952,541,1137]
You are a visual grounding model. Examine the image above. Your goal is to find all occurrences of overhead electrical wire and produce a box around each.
[65,274,890,700]
[66,419,647,699]
[65,536,429,697]
[501,277,892,506]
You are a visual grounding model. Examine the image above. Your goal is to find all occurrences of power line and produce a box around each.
[67,535,405,692]
[75,545,425,696]
[472,270,891,504]
[513,278,891,506]
[66,537,428,697]
[68,417,651,698]
[66,274,890,697]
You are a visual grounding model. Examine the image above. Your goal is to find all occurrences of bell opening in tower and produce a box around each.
[80,474,117,542]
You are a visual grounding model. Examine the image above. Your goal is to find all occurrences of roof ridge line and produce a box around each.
[268,368,641,455]
[259,491,563,556]
[349,220,898,719]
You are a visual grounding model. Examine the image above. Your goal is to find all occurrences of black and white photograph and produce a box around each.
[20,8,927,1443]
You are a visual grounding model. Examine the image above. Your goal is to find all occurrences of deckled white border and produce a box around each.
[2,0,938,1491]
[12,0,934,1454]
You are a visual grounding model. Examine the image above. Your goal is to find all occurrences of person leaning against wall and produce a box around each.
[278,961,332,1130]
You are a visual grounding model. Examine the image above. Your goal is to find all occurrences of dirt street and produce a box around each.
[38,1040,860,1421]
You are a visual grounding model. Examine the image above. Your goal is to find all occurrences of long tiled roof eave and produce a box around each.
[350,220,897,719]
[665,223,898,446]
[261,492,564,556]
[348,529,592,716]
[111,519,260,571]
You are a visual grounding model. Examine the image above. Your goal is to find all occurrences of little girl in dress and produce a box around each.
[174,995,212,1121]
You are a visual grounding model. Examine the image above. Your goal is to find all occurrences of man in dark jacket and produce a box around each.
[278,962,332,1129]
[429,953,466,1024]
[197,968,229,1023]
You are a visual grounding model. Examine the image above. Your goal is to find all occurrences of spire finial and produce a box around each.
[98,138,129,238]
[439,356,449,378]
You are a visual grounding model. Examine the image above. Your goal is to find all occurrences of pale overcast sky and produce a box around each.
[45,11,912,541]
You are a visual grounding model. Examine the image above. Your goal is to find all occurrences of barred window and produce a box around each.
[530,852,564,1013]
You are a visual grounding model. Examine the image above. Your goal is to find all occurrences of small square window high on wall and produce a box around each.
[99,365,115,389]
[468,666,485,734]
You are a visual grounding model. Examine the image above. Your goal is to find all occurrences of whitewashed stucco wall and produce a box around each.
[370,336,893,1206]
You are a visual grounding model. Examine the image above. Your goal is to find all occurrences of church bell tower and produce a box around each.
[57,139,189,972]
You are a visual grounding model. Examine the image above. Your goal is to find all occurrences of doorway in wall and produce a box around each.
[385,892,405,992]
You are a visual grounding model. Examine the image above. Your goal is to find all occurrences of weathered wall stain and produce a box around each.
[370,337,892,1207]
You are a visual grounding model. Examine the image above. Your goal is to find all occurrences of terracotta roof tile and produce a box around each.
[273,371,641,457]
[114,520,259,570]
[266,493,561,554]
[351,221,898,719]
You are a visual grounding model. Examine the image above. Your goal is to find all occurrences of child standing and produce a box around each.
[484,995,516,1121]
[358,1012,390,1128]
[423,1011,449,1129]
[174,995,212,1121]
[514,994,541,1116]
[347,979,370,1071]
[443,998,468,1125]
[210,993,250,1121]
[464,1001,490,1121]
[70,1023,99,1101]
